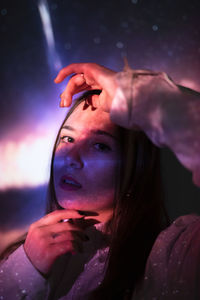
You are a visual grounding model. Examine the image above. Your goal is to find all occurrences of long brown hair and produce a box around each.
[90,128,169,299]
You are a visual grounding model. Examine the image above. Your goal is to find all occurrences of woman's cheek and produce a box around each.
[85,156,119,187]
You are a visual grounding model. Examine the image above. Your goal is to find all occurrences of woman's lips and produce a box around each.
[59,175,82,191]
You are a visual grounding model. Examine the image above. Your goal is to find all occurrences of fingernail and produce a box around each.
[78,210,87,216]
[59,100,64,107]
[63,98,67,107]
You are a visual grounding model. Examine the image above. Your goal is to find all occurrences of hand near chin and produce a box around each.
[54,63,117,112]
[24,210,91,276]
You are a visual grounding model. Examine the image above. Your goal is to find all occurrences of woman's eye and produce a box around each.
[60,136,74,143]
[94,143,111,152]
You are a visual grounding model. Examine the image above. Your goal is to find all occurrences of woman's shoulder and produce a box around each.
[134,214,200,299]
[155,214,200,249]
[0,245,47,299]
[149,213,200,268]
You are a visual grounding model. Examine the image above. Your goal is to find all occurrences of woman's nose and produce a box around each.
[65,146,84,170]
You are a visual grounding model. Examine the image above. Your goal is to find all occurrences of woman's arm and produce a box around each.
[110,68,200,187]
[55,63,200,187]
[0,245,47,300]
[0,209,89,299]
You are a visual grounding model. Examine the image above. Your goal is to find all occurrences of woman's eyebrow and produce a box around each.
[91,130,118,141]
[62,125,75,131]
[62,126,118,141]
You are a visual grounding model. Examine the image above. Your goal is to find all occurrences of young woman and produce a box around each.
[0,88,168,300]
[55,62,200,299]
[1,61,200,299]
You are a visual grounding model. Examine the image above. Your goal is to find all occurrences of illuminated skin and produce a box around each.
[24,101,120,275]
[53,101,120,221]
[55,63,200,186]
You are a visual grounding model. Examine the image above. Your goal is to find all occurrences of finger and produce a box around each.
[32,210,83,227]
[43,221,81,233]
[72,230,89,241]
[49,230,89,244]
[52,240,75,256]
[74,217,100,229]
[60,75,102,108]
[60,74,90,107]
[49,231,73,243]
[84,94,101,109]
[60,83,89,107]
[54,63,90,83]
[60,84,90,107]
[77,210,99,217]
[55,63,106,85]
[52,240,83,255]
[54,63,85,83]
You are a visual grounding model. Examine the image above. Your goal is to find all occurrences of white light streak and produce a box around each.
[38,0,62,70]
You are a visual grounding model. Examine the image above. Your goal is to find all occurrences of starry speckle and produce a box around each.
[172,289,180,294]
[116,42,124,49]
[152,24,158,31]
[167,50,173,57]
[121,21,129,28]
[93,37,101,44]
[131,0,138,4]
[1,8,7,16]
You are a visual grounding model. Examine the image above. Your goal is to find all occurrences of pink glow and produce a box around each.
[0,229,26,254]
[178,78,200,92]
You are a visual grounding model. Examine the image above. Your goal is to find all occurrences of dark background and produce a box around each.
[1,0,200,253]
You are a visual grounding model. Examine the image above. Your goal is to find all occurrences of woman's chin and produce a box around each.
[58,199,94,212]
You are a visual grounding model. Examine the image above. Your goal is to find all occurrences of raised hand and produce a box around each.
[54,63,117,112]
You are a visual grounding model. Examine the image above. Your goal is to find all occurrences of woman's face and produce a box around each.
[53,101,121,221]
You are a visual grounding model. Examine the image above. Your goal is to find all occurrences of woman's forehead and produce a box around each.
[63,102,118,134]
